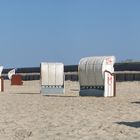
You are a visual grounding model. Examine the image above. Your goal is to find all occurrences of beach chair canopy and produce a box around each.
[79,56,116,86]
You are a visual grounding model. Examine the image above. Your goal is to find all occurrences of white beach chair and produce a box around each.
[40,62,65,95]
[78,56,116,97]
[0,66,4,92]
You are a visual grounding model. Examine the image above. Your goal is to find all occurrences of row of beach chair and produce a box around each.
[40,56,116,97]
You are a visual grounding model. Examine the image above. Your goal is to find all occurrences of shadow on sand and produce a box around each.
[131,101,140,104]
[116,121,140,128]
[11,93,40,95]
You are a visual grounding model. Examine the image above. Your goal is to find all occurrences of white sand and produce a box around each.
[0,80,139,140]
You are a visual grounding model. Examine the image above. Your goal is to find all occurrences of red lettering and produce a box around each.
[108,75,112,85]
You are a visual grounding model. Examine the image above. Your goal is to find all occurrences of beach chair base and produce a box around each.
[41,85,64,95]
[80,86,104,97]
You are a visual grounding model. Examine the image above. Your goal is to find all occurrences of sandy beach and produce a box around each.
[0,80,139,140]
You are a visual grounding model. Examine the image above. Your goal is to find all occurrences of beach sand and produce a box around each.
[0,80,139,140]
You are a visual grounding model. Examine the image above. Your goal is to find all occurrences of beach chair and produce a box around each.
[78,56,116,97]
[8,68,23,86]
[11,74,23,85]
[0,66,4,92]
[40,62,65,95]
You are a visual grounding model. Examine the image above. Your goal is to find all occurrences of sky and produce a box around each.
[0,0,140,68]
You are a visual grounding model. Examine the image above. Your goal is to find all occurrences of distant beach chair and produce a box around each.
[8,68,23,85]
[78,56,116,97]
[11,75,23,85]
[40,62,65,95]
[0,66,4,92]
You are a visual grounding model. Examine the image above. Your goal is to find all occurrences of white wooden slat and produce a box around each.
[55,63,64,86]
[41,63,49,85]
[48,63,56,85]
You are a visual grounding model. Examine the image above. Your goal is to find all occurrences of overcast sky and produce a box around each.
[0,0,140,68]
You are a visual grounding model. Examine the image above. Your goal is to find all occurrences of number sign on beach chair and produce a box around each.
[40,62,64,95]
[78,56,116,97]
